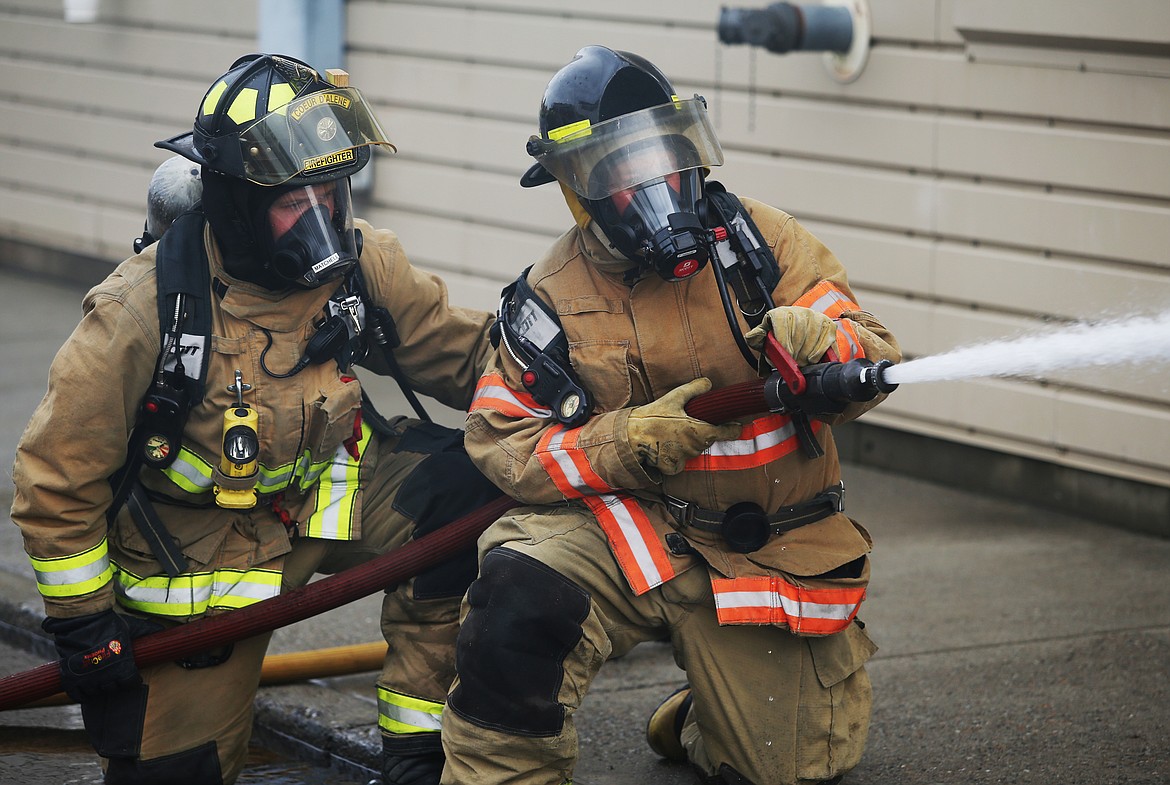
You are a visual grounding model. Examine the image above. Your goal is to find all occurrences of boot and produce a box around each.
[381,734,444,785]
[646,685,693,763]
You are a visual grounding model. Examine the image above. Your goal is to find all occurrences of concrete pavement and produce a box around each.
[1,266,1168,784]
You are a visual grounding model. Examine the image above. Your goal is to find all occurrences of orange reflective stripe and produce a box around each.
[684,414,819,472]
[795,281,866,360]
[536,425,614,498]
[834,318,864,361]
[471,373,554,419]
[793,280,859,318]
[711,575,865,633]
[584,494,676,595]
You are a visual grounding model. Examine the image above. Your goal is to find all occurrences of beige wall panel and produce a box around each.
[718,154,935,234]
[871,378,1170,483]
[0,56,201,123]
[935,180,1170,268]
[350,4,1170,127]
[718,48,1170,129]
[1,144,149,210]
[0,0,255,33]
[360,208,553,302]
[371,159,569,237]
[371,106,535,176]
[0,15,249,75]
[951,0,1170,50]
[936,117,1170,200]
[0,189,140,260]
[347,51,546,122]
[2,104,176,168]
[797,221,935,295]
[931,244,1170,320]
[802,223,1170,321]
[706,94,935,170]
[396,0,943,44]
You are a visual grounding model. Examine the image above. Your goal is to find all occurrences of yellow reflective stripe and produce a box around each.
[256,462,296,494]
[226,87,259,125]
[161,445,295,495]
[30,539,113,598]
[302,421,371,540]
[162,446,214,492]
[377,686,444,734]
[548,118,590,142]
[202,80,228,115]
[268,82,295,112]
[295,453,333,491]
[113,563,282,618]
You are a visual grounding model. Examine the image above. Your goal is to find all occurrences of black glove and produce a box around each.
[382,751,445,785]
[382,733,445,785]
[42,609,159,704]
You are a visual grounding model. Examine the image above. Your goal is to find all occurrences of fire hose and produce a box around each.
[0,339,896,712]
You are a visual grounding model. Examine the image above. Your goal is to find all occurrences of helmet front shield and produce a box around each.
[236,86,395,185]
[527,98,723,200]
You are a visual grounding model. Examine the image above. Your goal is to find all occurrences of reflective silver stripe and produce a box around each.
[33,554,109,587]
[377,688,444,734]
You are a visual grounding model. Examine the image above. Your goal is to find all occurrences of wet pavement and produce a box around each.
[1,266,1169,784]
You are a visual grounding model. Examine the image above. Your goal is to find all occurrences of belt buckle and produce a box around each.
[826,482,845,512]
[664,495,694,527]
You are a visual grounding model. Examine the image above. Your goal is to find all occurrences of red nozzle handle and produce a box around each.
[764,334,806,395]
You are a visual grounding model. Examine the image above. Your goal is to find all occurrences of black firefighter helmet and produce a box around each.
[522,46,725,281]
[155,54,396,289]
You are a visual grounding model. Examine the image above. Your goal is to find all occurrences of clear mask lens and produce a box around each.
[266,180,358,288]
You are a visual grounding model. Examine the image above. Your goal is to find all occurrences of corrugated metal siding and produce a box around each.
[0,0,1167,489]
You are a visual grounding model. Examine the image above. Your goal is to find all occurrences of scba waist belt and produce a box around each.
[664,483,844,554]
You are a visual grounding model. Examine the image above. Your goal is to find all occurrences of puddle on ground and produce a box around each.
[0,727,369,784]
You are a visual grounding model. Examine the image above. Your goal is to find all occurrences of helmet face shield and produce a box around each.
[528,98,723,200]
[235,87,394,185]
[262,179,360,288]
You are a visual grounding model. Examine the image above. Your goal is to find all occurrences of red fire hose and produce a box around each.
[0,381,770,712]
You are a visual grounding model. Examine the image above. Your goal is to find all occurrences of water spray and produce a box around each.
[882,310,1170,387]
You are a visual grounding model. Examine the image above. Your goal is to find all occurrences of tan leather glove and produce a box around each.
[745,305,838,366]
[627,378,742,476]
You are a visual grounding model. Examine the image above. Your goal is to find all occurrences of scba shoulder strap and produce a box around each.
[702,180,780,327]
[108,209,213,576]
[491,266,593,428]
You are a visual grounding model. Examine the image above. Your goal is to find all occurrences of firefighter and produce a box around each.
[443,46,901,785]
[10,54,501,785]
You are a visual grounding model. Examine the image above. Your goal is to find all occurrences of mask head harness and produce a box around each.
[155,53,395,290]
[521,46,724,283]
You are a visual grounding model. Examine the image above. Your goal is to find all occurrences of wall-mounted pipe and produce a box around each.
[717,0,871,84]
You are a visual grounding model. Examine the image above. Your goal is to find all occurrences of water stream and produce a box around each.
[881,311,1170,386]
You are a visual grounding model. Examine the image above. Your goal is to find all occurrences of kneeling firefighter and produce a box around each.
[444,46,902,785]
[10,53,501,785]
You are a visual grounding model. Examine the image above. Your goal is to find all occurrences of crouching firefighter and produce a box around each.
[445,46,902,785]
[10,53,502,785]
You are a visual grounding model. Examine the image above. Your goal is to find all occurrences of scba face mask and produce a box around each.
[262,180,360,288]
[591,166,708,281]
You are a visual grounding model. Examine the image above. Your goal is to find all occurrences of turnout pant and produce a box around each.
[440,505,876,785]
[100,421,498,785]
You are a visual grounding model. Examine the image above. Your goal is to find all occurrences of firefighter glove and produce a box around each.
[627,378,742,476]
[43,609,160,704]
[746,305,838,367]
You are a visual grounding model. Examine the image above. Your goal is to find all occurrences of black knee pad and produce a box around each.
[448,547,590,736]
[104,740,222,785]
[391,431,503,600]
